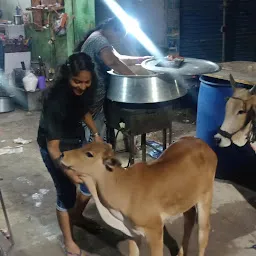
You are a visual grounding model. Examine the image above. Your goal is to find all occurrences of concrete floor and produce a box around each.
[0,110,256,256]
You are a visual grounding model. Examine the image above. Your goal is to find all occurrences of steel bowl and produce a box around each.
[107,66,187,104]
[0,96,15,113]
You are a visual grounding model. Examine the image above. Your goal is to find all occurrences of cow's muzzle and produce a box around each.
[214,136,222,146]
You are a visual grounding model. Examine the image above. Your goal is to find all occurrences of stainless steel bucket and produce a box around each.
[0,96,15,113]
[13,15,23,25]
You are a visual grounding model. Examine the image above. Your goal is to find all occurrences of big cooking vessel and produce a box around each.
[0,96,15,113]
[0,71,15,113]
[107,65,187,104]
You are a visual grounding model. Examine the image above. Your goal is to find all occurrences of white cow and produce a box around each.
[214,74,256,152]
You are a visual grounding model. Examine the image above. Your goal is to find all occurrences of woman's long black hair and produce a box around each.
[74,17,126,52]
[42,52,97,112]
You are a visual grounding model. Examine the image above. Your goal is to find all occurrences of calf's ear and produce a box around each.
[103,157,122,172]
[247,95,256,112]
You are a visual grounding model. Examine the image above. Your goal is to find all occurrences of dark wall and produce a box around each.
[95,0,256,61]
[179,0,223,62]
[225,0,256,61]
[180,0,256,62]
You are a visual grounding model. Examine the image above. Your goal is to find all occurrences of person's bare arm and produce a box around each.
[83,112,103,142]
[84,112,98,135]
[100,47,135,75]
[113,49,152,66]
[47,140,83,184]
[47,140,62,161]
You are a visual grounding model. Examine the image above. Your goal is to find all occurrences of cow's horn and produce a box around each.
[229,74,237,90]
[249,85,256,94]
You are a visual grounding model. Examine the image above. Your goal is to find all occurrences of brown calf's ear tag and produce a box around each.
[103,158,122,172]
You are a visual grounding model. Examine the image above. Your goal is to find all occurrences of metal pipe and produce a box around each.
[72,0,76,46]
[141,134,147,162]
[222,0,228,62]
[163,129,167,150]
[129,134,135,165]
[0,189,14,252]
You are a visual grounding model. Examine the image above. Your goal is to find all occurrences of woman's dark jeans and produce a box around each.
[40,147,91,211]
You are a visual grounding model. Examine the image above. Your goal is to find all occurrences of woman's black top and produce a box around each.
[37,85,91,151]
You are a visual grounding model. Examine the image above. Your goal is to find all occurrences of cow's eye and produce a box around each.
[238,110,246,115]
[85,152,94,158]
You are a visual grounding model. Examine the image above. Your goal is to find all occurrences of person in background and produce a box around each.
[75,17,152,144]
[37,53,103,256]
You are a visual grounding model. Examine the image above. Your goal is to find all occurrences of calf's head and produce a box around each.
[214,74,256,147]
[60,142,122,176]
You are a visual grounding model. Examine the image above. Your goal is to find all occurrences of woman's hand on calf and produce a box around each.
[93,134,104,143]
[64,168,83,184]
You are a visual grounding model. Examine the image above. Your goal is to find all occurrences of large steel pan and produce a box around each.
[107,65,187,104]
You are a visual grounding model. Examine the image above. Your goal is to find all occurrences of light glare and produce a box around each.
[103,0,163,58]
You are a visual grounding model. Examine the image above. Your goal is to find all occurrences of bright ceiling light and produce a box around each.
[124,17,139,34]
[103,0,163,58]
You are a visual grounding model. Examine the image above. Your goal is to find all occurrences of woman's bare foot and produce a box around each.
[64,241,82,255]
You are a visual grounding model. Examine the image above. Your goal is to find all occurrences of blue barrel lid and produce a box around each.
[199,75,232,87]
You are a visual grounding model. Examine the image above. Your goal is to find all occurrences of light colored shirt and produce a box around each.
[81,31,113,114]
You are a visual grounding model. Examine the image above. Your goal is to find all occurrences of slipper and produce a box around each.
[65,249,86,256]
[0,229,10,240]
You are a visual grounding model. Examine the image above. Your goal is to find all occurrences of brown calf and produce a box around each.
[61,137,217,256]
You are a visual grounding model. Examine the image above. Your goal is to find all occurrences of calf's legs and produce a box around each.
[197,191,212,256]
[178,206,197,256]
[144,224,164,256]
[128,239,140,256]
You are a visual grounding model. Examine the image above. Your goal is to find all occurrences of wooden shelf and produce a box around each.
[26,6,64,12]
[26,5,64,31]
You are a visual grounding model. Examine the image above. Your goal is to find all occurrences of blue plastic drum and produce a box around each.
[196,75,233,150]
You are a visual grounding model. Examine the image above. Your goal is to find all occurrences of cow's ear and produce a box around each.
[229,74,237,90]
[247,95,256,112]
[249,85,256,95]
[103,157,122,172]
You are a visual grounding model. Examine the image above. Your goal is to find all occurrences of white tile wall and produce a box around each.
[4,52,31,75]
